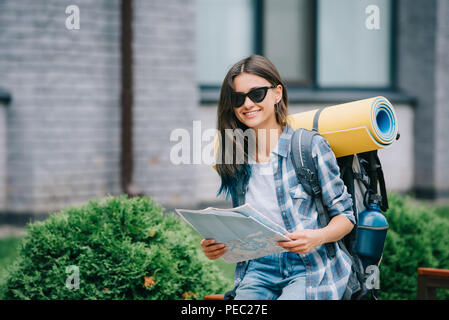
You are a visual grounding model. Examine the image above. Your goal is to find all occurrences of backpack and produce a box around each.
[290,127,390,300]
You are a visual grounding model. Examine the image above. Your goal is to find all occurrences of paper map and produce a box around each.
[175,203,290,263]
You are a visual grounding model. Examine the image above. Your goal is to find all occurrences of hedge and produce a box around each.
[378,193,449,300]
[2,195,232,300]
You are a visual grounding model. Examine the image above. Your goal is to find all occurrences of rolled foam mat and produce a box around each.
[287,96,398,158]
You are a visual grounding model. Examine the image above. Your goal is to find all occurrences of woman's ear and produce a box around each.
[275,84,283,104]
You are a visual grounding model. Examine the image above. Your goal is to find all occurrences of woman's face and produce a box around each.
[233,72,282,130]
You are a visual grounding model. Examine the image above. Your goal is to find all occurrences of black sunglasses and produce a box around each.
[231,85,276,108]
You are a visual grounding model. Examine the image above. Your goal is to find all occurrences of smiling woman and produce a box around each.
[202,55,356,300]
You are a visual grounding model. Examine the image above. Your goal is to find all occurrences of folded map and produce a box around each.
[175,203,291,264]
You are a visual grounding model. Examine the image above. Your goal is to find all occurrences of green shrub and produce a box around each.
[0,236,23,298]
[2,195,232,300]
[378,193,449,300]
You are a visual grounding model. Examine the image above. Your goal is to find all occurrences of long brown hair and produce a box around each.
[216,55,289,199]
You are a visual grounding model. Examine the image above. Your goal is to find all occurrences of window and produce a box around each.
[264,0,314,85]
[196,0,255,86]
[317,0,392,88]
[197,0,393,91]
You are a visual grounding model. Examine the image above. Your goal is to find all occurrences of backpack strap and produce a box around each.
[313,107,324,132]
[374,152,389,212]
[337,155,357,215]
[290,128,336,258]
[364,151,389,212]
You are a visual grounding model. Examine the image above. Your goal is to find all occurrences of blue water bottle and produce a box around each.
[355,200,389,269]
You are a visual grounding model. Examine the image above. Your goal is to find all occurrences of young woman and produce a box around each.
[200,55,355,300]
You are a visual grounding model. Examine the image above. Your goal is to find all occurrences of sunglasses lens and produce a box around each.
[248,88,267,103]
[232,93,245,108]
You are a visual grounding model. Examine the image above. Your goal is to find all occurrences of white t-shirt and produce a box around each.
[245,161,285,229]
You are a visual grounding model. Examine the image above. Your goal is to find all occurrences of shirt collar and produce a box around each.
[271,122,294,158]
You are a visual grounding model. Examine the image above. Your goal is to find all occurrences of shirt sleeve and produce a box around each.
[311,135,356,224]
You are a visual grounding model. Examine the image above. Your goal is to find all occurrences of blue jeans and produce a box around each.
[234,252,306,300]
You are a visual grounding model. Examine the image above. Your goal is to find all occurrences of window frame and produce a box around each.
[199,0,407,104]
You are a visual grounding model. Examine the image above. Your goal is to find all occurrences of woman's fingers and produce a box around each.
[277,239,306,248]
[201,238,216,248]
[204,243,226,253]
[207,247,227,260]
[278,239,310,253]
[201,239,224,252]
[201,238,227,259]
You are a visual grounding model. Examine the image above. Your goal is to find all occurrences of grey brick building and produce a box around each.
[0,0,448,223]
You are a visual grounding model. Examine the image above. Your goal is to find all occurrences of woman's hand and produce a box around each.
[278,216,354,254]
[200,239,227,260]
[277,229,326,254]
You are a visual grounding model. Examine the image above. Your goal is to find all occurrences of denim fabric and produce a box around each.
[234,252,306,300]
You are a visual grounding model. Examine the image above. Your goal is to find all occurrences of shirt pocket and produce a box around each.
[288,184,313,221]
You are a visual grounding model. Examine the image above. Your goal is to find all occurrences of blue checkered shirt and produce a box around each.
[229,123,355,300]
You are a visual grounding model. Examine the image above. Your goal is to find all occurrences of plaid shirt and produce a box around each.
[229,123,355,300]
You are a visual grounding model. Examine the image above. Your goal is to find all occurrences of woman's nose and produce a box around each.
[243,95,255,108]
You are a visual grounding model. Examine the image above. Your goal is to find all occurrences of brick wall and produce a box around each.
[1,0,447,218]
[434,0,449,198]
[132,0,199,209]
[0,0,121,213]
[0,0,199,215]
[397,0,449,199]
[0,104,7,210]
[397,0,437,196]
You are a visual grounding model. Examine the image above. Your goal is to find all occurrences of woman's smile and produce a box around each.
[242,108,262,119]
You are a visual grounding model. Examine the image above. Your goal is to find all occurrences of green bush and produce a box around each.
[379,193,449,300]
[2,195,232,300]
[0,236,23,298]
